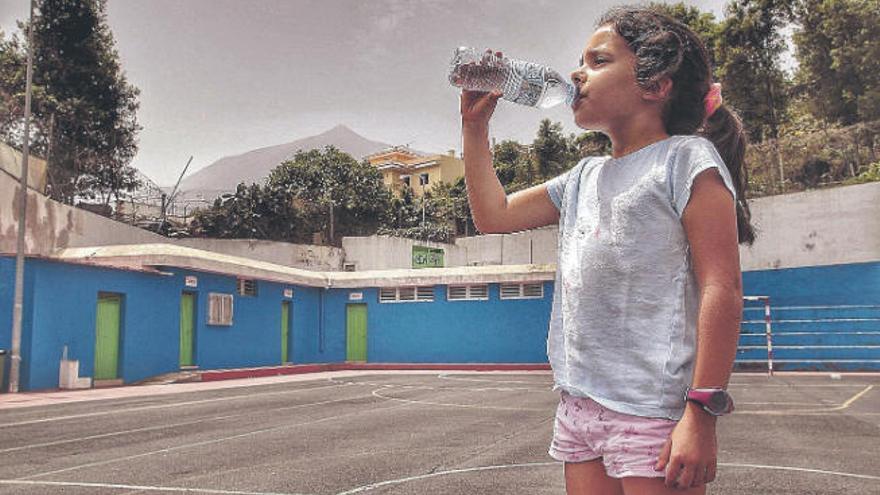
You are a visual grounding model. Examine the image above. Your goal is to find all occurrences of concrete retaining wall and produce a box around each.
[0,167,165,256]
[175,238,344,272]
[738,181,880,270]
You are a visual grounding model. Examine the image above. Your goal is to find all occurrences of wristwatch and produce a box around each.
[685,387,735,416]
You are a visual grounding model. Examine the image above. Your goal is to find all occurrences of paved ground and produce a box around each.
[0,371,877,494]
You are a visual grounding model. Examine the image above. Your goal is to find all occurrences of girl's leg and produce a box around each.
[621,477,707,495]
[565,459,624,495]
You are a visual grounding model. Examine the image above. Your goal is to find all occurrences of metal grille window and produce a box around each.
[207,293,233,326]
[236,278,257,297]
[378,286,435,303]
[447,284,489,301]
[499,282,544,300]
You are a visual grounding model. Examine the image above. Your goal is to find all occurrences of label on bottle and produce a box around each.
[508,59,546,107]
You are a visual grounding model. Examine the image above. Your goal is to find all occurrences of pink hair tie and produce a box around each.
[704,83,723,118]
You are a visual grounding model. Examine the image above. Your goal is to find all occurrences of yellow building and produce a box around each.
[367,146,465,197]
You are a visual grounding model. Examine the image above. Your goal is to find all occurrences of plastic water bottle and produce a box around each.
[448,47,575,109]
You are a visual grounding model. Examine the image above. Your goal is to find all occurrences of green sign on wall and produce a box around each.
[412,245,444,269]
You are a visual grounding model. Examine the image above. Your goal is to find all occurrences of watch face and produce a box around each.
[708,391,729,413]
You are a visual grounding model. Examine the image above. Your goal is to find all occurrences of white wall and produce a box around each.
[0,167,165,255]
[738,181,880,270]
[174,238,344,271]
[342,183,879,271]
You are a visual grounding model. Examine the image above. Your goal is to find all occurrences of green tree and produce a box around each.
[491,139,531,189]
[573,131,612,157]
[0,0,141,204]
[715,0,792,143]
[191,182,305,241]
[532,119,573,181]
[267,146,392,246]
[792,0,880,125]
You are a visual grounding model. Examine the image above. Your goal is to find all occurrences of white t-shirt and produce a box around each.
[545,135,738,420]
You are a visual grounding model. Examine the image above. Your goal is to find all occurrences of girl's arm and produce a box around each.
[656,168,742,490]
[461,91,560,234]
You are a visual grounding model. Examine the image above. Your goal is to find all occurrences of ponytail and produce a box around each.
[700,105,756,245]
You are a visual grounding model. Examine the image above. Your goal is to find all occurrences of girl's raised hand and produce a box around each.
[460,89,502,127]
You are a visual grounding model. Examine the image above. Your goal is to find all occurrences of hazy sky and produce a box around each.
[1,0,729,186]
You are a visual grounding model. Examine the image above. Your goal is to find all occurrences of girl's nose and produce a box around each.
[570,68,584,86]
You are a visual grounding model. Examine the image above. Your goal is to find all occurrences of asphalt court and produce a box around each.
[0,371,878,494]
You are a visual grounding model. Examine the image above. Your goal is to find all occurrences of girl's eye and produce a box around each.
[594,58,607,65]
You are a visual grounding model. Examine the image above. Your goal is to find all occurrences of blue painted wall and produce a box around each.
[739,261,880,371]
[361,284,553,363]
[24,259,178,390]
[2,256,878,391]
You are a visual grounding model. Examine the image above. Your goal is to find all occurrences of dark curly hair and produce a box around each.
[598,6,756,245]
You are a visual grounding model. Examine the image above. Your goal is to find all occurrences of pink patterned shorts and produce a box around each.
[549,390,677,478]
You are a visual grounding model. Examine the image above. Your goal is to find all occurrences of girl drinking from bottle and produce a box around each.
[459,6,754,494]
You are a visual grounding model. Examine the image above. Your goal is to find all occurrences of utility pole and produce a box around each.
[9,0,36,393]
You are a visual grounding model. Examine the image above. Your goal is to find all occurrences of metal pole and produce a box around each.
[764,296,774,377]
[9,0,36,393]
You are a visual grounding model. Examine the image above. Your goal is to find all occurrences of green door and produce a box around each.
[94,294,122,380]
[281,301,290,363]
[179,293,195,367]
[346,304,367,362]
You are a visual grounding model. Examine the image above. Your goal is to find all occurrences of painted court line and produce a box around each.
[371,388,547,411]
[22,391,409,480]
[4,460,878,494]
[330,377,539,392]
[436,373,552,385]
[736,385,874,415]
[721,463,880,481]
[334,460,880,494]
[0,394,371,454]
[0,479,311,495]
[0,382,349,429]
[334,461,559,494]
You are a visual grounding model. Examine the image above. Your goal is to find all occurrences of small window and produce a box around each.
[237,278,257,297]
[499,282,544,300]
[343,263,356,272]
[401,176,411,187]
[208,293,234,326]
[379,287,397,303]
[419,173,429,185]
[416,286,434,300]
[379,286,435,303]
[447,284,489,301]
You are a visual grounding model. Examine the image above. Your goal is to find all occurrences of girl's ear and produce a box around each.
[642,76,673,103]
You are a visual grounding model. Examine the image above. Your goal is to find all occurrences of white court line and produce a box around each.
[0,479,311,495]
[5,459,879,495]
[334,461,559,494]
[22,389,409,480]
[334,460,880,494]
[736,385,874,415]
[0,382,348,429]
[436,373,552,385]
[330,377,538,392]
[720,463,880,481]
[0,395,368,454]
[727,383,872,388]
[371,388,547,411]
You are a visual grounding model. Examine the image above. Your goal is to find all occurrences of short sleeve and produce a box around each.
[544,158,590,211]
[670,137,737,217]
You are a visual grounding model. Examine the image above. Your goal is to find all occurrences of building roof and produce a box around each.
[50,243,555,289]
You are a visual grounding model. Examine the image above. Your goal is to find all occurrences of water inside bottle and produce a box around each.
[449,47,575,108]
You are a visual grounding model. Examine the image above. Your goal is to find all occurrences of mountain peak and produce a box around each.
[177,125,393,196]
[322,124,356,135]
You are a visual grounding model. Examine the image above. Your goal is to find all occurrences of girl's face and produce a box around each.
[570,25,647,131]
